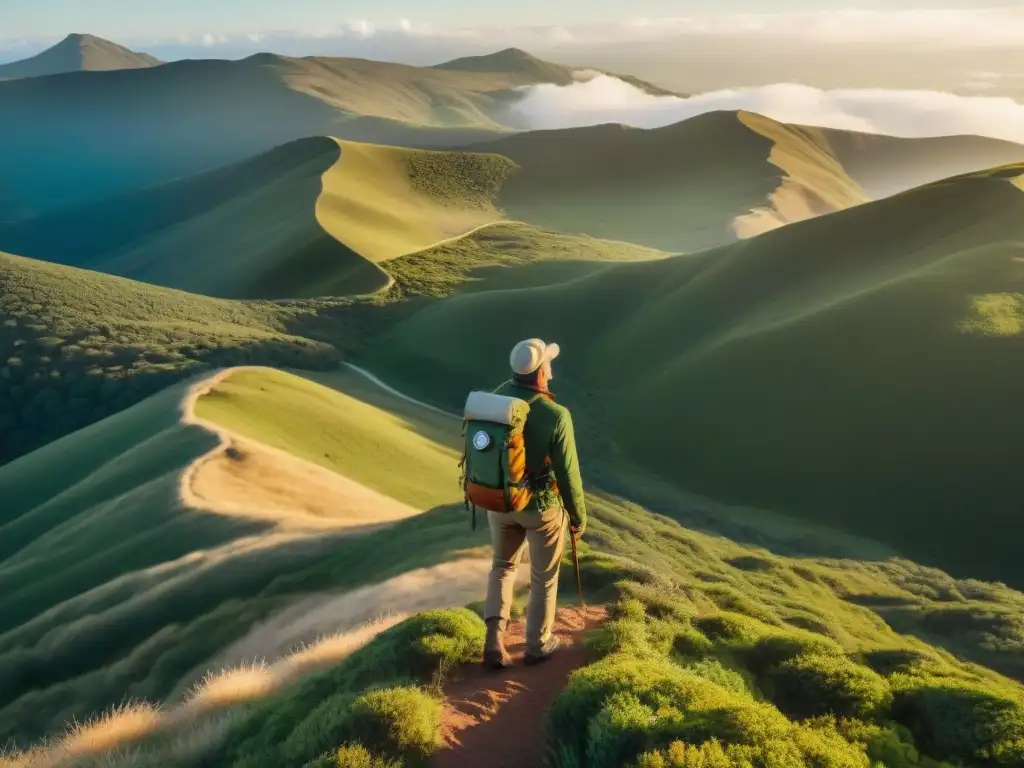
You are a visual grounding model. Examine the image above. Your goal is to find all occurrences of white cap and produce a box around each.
[509,338,560,375]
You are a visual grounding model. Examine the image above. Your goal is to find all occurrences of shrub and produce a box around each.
[681,659,750,697]
[216,609,481,767]
[546,655,737,767]
[743,632,843,676]
[347,687,440,762]
[331,745,402,767]
[891,680,1024,766]
[765,652,892,720]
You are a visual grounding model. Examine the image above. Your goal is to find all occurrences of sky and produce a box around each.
[3,1,1023,43]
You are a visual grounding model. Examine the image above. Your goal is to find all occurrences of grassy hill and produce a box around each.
[466,110,867,252]
[362,164,1024,587]
[0,215,666,465]
[3,366,1024,767]
[797,127,1024,198]
[0,366,469,749]
[0,47,619,215]
[0,34,160,79]
[7,108,1020,267]
[470,110,1024,252]
[3,138,516,299]
[0,250,341,464]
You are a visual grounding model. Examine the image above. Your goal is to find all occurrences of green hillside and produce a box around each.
[0,250,341,464]
[194,367,463,510]
[0,214,667,466]
[469,110,1024,252]
[4,366,1024,767]
[7,112,1019,283]
[363,165,1024,587]
[796,126,1024,198]
[0,138,516,299]
[471,110,868,251]
[0,366,465,747]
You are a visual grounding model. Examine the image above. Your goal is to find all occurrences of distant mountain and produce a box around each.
[0,48,602,214]
[434,47,575,84]
[0,33,160,78]
[435,47,683,97]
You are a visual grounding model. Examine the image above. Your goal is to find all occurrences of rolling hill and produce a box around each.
[472,110,867,251]
[362,164,1024,587]
[0,138,517,299]
[791,125,1024,198]
[0,213,666,466]
[0,34,160,79]
[11,109,1021,281]
[0,47,648,216]
[3,364,1024,767]
[0,365,471,748]
[470,110,1024,251]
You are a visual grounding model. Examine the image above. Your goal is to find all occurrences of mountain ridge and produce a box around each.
[0,33,160,78]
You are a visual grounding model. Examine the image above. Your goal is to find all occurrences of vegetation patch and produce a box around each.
[212,609,482,767]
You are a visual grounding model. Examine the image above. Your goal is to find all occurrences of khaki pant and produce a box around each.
[484,506,568,654]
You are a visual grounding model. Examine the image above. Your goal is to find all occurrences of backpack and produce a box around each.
[460,390,542,527]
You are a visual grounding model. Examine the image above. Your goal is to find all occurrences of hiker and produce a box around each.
[478,338,587,668]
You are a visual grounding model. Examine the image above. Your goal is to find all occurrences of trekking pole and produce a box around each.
[568,520,586,613]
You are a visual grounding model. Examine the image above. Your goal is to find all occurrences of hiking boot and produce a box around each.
[483,618,511,670]
[524,634,561,666]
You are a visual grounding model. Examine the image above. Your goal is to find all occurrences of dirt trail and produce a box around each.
[433,605,607,768]
[178,366,420,530]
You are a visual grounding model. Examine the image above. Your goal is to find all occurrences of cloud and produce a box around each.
[603,8,1024,47]
[347,20,375,38]
[509,76,1024,145]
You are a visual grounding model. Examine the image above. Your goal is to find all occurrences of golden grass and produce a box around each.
[179,366,425,529]
[10,612,417,767]
[199,558,498,676]
[732,110,868,237]
[51,702,161,765]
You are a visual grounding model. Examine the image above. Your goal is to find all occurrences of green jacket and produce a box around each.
[494,380,587,530]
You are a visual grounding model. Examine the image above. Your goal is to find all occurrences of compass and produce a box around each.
[472,430,492,451]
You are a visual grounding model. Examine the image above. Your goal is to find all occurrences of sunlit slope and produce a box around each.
[194,367,462,510]
[470,110,866,251]
[0,48,592,214]
[0,138,515,299]
[365,166,1024,585]
[0,365,460,744]
[381,220,669,299]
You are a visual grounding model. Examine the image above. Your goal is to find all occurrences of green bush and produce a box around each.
[547,654,736,766]
[326,744,402,767]
[765,652,893,720]
[891,680,1024,766]
[815,716,923,768]
[347,687,440,762]
[216,609,482,767]
[743,632,844,676]
[681,659,750,697]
